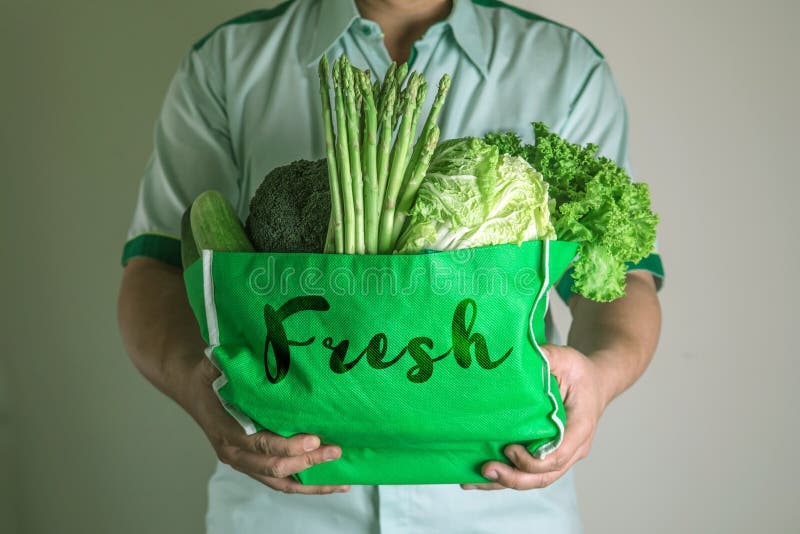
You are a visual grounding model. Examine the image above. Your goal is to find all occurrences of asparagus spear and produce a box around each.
[342,58,365,254]
[376,62,396,120]
[377,73,420,253]
[390,124,440,245]
[332,58,356,254]
[411,78,427,136]
[324,212,336,253]
[396,62,409,85]
[354,67,363,122]
[372,80,381,103]
[395,77,427,190]
[357,68,369,170]
[318,56,344,253]
[359,70,380,254]
[394,63,409,122]
[397,74,450,204]
[375,85,396,218]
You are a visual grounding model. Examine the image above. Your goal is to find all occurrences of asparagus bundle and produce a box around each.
[318,55,450,254]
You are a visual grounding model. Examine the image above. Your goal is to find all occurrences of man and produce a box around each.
[118,0,663,531]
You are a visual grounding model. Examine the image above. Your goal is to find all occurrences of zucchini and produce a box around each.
[180,204,201,269]
[190,190,255,254]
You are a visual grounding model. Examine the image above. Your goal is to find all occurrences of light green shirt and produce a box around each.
[122,1,663,531]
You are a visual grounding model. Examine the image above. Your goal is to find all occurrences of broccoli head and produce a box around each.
[245,158,331,253]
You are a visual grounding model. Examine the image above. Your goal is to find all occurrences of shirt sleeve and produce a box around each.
[121,47,240,267]
[553,55,665,304]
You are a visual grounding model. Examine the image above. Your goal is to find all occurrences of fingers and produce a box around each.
[461,442,581,491]
[191,360,345,493]
[461,343,602,491]
[539,343,570,380]
[239,432,348,494]
[464,405,593,491]
[460,483,504,491]
[461,455,572,491]
[232,440,342,479]
[480,460,567,490]
[196,356,222,384]
[504,431,584,476]
[466,412,593,491]
[250,472,351,495]
[477,416,591,490]
[249,431,320,457]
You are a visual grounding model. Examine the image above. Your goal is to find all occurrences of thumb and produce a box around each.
[539,343,563,361]
[539,344,567,376]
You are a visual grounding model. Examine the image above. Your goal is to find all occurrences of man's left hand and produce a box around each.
[461,344,611,491]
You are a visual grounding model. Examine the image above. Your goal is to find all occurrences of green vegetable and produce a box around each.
[484,123,659,302]
[245,159,331,253]
[342,60,365,253]
[395,137,555,253]
[391,74,451,243]
[324,213,336,254]
[529,123,657,301]
[317,55,450,254]
[399,74,451,197]
[391,124,440,244]
[378,73,420,253]
[376,62,396,121]
[483,130,528,159]
[180,204,200,270]
[190,190,255,253]
[393,62,409,124]
[358,69,379,254]
[375,80,396,216]
[332,58,356,253]
[318,56,344,253]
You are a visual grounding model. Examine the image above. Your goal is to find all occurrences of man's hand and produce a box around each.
[186,357,350,495]
[461,344,609,491]
[461,271,661,491]
[118,258,349,496]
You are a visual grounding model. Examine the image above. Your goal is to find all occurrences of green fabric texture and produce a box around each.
[184,240,578,485]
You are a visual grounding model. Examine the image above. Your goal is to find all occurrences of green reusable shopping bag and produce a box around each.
[183,239,579,485]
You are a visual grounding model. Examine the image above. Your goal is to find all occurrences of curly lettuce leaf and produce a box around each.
[483,131,528,159]
[484,124,658,302]
[571,243,627,303]
[529,122,658,301]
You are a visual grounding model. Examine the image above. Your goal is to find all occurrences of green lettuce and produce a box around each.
[484,123,658,302]
[395,137,555,254]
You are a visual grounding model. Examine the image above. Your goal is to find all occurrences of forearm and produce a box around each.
[117,257,206,410]
[567,271,662,406]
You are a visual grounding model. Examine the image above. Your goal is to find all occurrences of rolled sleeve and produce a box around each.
[121,47,240,266]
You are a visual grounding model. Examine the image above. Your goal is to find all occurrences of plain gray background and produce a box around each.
[1,1,797,532]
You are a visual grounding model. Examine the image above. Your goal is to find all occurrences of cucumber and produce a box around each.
[190,190,255,254]
[180,205,201,270]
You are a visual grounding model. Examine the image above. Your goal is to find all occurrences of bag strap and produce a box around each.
[527,239,565,458]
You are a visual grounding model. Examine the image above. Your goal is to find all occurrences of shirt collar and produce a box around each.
[304,0,360,68]
[304,0,489,78]
[446,0,489,77]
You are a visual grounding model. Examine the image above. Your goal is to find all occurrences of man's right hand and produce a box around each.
[185,357,350,495]
[118,258,348,496]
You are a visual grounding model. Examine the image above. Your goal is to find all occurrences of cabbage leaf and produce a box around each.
[395,137,555,254]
